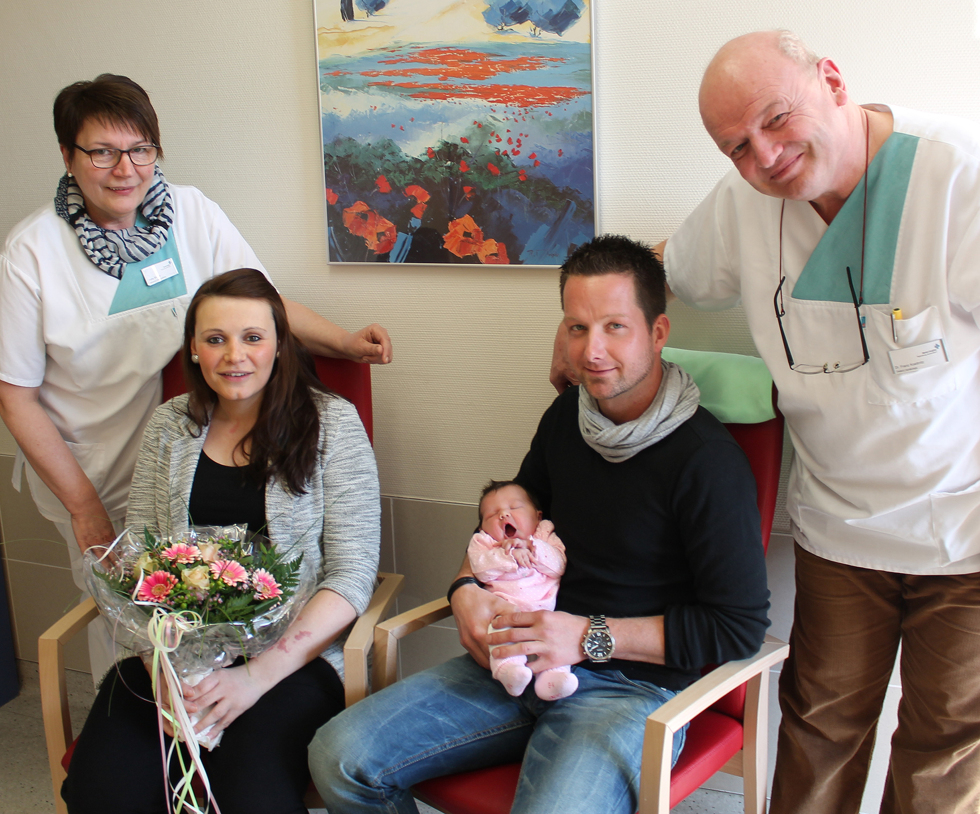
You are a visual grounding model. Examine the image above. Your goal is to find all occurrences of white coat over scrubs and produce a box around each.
[666,105,980,575]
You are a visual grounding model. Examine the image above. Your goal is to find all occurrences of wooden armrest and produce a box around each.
[638,635,789,814]
[39,596,100,814]
[646,636,789,734]
[343,572,405,707]
[374,597,453,690]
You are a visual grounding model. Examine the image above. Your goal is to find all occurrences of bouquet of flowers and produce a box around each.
[84,525,315,812]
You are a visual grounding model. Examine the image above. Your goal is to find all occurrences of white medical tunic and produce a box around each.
[666,105,980,575]
[0,184,266,524]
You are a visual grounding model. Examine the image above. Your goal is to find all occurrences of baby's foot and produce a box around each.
[535,669,579,701]
[495,662,533,696]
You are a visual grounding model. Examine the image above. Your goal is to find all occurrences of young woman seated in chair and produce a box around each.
[61,268,380,814]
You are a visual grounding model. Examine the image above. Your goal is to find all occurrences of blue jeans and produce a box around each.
[309,655,687,814]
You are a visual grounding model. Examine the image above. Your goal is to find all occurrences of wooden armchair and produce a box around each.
[40,353,399,812]
[374,352,790,814]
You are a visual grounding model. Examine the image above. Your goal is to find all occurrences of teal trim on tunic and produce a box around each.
[108,222,186,315]
[792,132,919,305]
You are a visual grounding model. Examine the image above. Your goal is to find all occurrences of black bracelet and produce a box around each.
[447,576,484,605]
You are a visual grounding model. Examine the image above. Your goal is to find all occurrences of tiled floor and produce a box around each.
[2,660,745,814]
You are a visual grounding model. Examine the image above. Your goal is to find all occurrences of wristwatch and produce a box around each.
[582,615,615,662]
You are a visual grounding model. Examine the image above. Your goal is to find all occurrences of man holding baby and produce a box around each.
[309,234,770,814]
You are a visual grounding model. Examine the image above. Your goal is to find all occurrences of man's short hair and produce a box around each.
[559,235,666,329]
[777,30,819,69]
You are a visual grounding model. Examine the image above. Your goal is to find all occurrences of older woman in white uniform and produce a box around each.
[0,74,392,682]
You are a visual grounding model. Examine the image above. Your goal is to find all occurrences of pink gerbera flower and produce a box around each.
[252,569,282,602]
[210,559,249,587]
[160,543,201,564]
[138,571,178,603]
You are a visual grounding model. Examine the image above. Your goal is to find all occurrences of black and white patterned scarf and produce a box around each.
[54,166,175,279]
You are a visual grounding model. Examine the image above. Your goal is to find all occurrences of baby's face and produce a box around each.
[479,485,541,542]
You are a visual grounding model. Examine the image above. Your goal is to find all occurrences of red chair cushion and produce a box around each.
[415,763,519,814]
[725,416,783,555]
[314,356,373,443]
[413,710,743,814]
[62,739,76,772]
[667,709,743,808]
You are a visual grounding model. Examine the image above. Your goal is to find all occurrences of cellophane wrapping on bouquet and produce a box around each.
[83,525,315,751]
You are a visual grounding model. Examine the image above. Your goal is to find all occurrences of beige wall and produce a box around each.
[2,3,979,809]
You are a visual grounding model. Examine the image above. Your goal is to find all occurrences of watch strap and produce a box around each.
[447,576,484,605]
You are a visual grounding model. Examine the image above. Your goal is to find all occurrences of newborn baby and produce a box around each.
[468,480,578,701]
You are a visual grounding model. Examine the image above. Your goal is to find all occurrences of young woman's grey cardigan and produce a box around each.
[125,390,381,681]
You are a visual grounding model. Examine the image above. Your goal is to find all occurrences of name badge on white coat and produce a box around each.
[888,339,948,374]
[141,258,179,286]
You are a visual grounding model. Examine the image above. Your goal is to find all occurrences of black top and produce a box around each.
[515,387,771,690]
[188,451,267,536]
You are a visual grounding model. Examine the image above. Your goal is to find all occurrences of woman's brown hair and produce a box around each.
[54,74,163,158]
[181,269,329,494]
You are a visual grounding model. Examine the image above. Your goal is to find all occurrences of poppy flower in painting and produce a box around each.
[443,215,484,258]
[344,201,377,239]
[528,153,537,159]
[487,163,500,176]
[427,147,436,158]
[343,202,398,254]
[479,239,509,265]
[460,160,470,172]
[534,160,541,167]
[558,149,563,157]
[368,216,397,254]
[376,175,392,193]
[460,137,469,143]
[404,184,430,203]
[463,185,474,200]
[326,188,339,206]
[411,202,427,219]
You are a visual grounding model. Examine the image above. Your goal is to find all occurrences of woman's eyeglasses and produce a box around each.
[73,144,159,169]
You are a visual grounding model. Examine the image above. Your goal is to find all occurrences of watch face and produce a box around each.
[585,629,614,661]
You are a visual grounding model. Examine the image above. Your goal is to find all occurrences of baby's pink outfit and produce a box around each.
[467,520,578,700]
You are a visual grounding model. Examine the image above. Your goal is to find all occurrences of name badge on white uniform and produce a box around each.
[141,258,179,287]
[888,339,948,374]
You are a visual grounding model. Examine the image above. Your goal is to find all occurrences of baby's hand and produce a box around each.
[510,546,533,569]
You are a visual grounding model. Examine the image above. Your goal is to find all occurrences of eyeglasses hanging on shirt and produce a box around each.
[773,266,870,374]
[773,110,872,375]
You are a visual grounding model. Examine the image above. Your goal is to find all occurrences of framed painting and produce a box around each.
[314,0,596,265]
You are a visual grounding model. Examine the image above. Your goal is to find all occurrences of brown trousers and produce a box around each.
[770,544,980,814]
